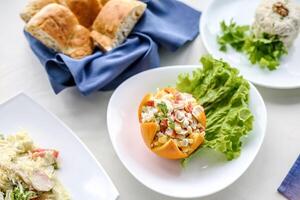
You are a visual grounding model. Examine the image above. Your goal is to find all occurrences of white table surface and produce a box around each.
[1,0,300,199]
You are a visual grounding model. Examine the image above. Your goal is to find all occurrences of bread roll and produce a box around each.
[64,0,101,28]
[91,0,146,52]
[25,3,93,59]
[20,0,65,22]
[21,0,101,28]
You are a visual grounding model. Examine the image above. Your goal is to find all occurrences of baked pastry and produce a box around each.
[91,0,146,51]
[98,0,110,6]
[21,0,148,57]
[25,3,93,59]
[20,0,65,22]
[65,0,102,28]
[138,88,206,159]
[21,0,101,28]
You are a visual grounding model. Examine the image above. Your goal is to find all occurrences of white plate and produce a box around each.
[201,0,300,89]
[0,94,119,200]
[107,66,267,198]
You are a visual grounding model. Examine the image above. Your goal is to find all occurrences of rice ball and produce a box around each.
[253,0,300,47]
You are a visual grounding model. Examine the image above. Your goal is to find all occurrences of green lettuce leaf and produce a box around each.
[217,20,250,52]
[217,20,287,70]
[177,56,254,166]
[243,33,287,70]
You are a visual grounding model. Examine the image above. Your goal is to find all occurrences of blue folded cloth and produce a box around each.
[24,0,201,95]
[278,155,300,200]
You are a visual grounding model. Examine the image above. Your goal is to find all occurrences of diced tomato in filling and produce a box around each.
[169,130,176,137]
[32,149,59,158]
[146,100,154,107]
[160,119,168,132]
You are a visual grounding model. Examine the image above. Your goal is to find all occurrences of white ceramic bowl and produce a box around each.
[107,66,267,198]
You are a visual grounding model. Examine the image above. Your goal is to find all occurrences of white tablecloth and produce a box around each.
[0,0,299,199]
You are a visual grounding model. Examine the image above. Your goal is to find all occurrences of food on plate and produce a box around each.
[138,87,206,159]
[137,56,254,165]
[21,0,147,58]
[218,20,287,70]
[25,3,93,59]
[253,0,300,48]
[91,0,147,52]
[217,0,300,70]
[177,56,254,166]
[0,132,69,199]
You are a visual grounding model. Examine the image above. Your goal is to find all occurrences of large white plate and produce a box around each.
[0,94,119,200]
[107,66,267,198]
[201,0,300,89]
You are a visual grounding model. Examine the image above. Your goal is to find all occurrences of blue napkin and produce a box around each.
[24,0,201,95]
[278,155,300,200]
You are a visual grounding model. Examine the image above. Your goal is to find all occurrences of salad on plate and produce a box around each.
[0,132,69,200]
[217,0,300,70]
[138,56,254,166]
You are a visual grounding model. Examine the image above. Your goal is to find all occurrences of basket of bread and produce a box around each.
[21,0,201,95]
[21,0,147,59]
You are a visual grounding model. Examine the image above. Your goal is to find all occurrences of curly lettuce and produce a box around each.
[177,56,254,166]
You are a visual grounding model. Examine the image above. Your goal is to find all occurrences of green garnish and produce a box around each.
[53,162,59,170]
[217,20,287,70]
[243,33,287,70]
[217,19,249,52]
[6,183,37,200]
[157,102,168,116]
[154,113,164,121]
[177,56,254,167]
[168,118,175,129]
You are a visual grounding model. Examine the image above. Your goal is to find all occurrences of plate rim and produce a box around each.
[0,92,120,200]
[107,65,267,198]
[200,0,300,89]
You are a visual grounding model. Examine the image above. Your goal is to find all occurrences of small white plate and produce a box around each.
[201,0,300,89]
[0,94,119,200]
[107,66,267,198]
